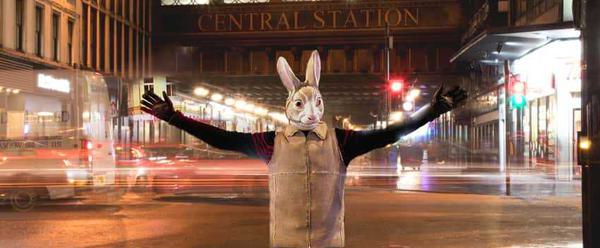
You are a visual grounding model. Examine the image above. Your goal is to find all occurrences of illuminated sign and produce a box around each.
[37,74,71,93]
[160,2,462,34]
[0,139,63,150]
[197,8,420,32]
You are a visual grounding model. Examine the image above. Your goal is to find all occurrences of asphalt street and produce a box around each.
[0,188,582,248]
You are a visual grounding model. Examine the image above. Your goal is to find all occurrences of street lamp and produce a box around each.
[224,98,236,106]
[245,103,256,112]
[402,101,414,111]
[194,87,210,97]
[406,89,421,101]
[254,107,268,116]
[235,100,247,110]
[210,93,223,102]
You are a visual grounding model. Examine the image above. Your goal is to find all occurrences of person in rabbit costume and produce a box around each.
[141,50,467,248]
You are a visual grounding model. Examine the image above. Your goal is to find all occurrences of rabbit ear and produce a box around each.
[305,50,321,87]
[277,56,301,93]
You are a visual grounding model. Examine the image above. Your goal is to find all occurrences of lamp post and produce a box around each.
[384,23,393,125]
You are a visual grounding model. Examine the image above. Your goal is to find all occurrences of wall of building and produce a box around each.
[0,0,153,147]
[0,0,151,79]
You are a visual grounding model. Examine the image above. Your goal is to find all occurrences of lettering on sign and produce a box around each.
[37,74,71,93]
[197,8,420,32]
[0,139,64,150]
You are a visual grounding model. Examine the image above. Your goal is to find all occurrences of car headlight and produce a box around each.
[136,167,147,176]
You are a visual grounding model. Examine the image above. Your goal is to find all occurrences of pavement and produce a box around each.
[0,188,582,248]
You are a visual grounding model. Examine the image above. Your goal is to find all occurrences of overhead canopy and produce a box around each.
[451,23,580,63]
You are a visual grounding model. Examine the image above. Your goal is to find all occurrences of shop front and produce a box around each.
[512,39,582,179]
[451,23,580,178]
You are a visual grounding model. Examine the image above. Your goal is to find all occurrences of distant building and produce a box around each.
[0,0,152,141]
[451,0,580,180]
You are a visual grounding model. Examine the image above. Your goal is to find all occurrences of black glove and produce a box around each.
[140,91,176,122]
[431,85,468,115]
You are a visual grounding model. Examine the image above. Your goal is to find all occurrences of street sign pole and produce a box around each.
[503,60,511,196]
[385,23,392,126]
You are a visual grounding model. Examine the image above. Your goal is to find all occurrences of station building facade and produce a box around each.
[139,0,468,152]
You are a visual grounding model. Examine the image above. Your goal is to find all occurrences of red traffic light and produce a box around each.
[512,81,525,94]
[390,79,404,93]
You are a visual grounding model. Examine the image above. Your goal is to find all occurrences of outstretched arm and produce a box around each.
[140,91,274,161]
[336,86,467,166]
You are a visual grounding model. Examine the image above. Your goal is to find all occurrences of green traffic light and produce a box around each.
[510,95,527,108]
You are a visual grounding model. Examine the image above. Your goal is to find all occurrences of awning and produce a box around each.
[451,23,580,63]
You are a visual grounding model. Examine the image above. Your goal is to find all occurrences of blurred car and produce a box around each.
[115,142,270,197]
[150,158,268,197]
[0,137,116,211]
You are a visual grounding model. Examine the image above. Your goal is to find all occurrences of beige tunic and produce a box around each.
[269,123,346,248]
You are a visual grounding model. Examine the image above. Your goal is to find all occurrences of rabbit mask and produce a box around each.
[277,50,324,131]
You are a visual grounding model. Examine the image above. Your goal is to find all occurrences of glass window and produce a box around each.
[35,6,43,57]
[67,19,74,65]
[51,13,60,62]
[91,9,97,68]
[15,0,24,51]
[117,22,122,73]
[166,84,175,96]
[356,49,373,73]
[143,84,154,93]
[328,49,345,73]
[227,51,243,74]
[109,19,114,72]
[82,4,88,66]
[124,0,129,19]
[124,27,129,74]
[99,13,105,70]
[248,51,269,74]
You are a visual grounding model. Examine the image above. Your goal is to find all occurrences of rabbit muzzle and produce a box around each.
[285,86,324,131]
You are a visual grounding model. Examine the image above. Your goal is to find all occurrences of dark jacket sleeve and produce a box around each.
[336,104,442,166]
[167,111,275,162]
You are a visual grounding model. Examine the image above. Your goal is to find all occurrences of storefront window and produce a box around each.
[513,39,581,178]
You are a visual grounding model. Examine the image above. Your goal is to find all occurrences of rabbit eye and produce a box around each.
[295,101,303,108]
[316,98,322,106]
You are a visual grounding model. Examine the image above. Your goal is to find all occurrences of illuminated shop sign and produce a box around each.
[37,74,71,93]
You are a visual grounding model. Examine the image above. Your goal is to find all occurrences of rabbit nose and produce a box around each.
[307,115,317,121]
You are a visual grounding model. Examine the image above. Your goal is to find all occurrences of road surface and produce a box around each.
[0,188,581,248]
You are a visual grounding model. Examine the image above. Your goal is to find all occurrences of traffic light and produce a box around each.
[389,79,404,93]
[510,77,527,109]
